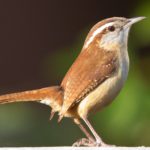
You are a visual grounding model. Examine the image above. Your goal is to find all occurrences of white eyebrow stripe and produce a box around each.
[84,22,115,48]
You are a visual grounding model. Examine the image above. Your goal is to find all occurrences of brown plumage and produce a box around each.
[0,86,63,112]
[61,46,117,117]
[0,16,145,146]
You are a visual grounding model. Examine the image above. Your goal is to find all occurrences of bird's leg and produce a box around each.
[82,117,108,146]
[74,118,94,141]
[72,118,95,146]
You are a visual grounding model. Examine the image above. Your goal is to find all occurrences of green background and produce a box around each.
[0,0,149,147]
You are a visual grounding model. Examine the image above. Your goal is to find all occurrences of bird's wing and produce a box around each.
[61,48,118,115]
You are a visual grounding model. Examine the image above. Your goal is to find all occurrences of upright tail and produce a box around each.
[0,86,63,118]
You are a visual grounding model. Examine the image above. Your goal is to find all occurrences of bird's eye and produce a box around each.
[108,26,115,32]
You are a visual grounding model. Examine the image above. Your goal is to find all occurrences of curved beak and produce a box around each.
[125,16,146,28]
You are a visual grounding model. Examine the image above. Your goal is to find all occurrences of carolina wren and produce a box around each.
[0,17,145,146]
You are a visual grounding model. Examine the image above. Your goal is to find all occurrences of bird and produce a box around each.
[0,16,145,146]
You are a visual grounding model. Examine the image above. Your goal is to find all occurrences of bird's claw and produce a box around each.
[72,138,94,147]
[73,138,116,147]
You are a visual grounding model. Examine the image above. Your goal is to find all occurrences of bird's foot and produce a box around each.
[73,138,116,147]
[72,138,94,147]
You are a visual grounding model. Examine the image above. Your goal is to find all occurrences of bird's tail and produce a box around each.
[0,86,63,119]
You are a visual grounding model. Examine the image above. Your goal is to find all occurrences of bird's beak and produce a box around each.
[124,16,146,28]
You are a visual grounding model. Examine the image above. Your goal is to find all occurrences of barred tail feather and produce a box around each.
[0,86,63,113]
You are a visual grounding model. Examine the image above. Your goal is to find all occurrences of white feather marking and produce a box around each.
[84,22,115,49]
[40,98,51,106]
[40,98,61,112]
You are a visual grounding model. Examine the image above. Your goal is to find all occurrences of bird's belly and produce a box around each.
[77,66,128,118]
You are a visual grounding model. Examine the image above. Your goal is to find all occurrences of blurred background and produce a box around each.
[0,0,149,147]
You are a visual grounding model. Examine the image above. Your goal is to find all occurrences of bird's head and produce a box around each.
[84,17,145,51]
